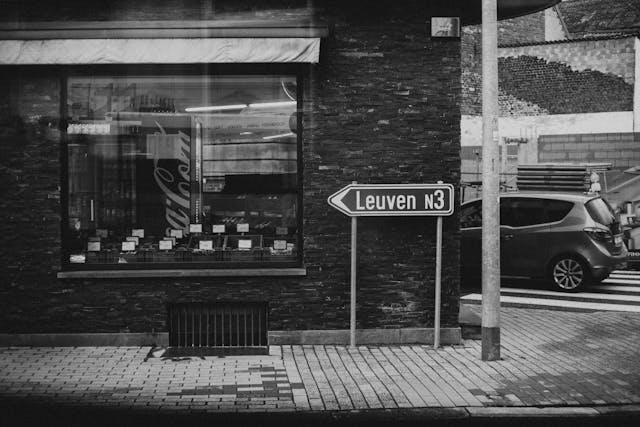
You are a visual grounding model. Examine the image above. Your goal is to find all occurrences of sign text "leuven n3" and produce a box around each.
[328,183,454,217]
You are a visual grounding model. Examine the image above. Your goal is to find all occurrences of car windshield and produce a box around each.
[585,197,616,227]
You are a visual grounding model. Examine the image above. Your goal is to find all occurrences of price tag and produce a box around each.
[199,240,213,250]
[126,236,139,245]
[121,241,136,252]
[237,223,249,233]
[159,240,173,250]
[238,239,252,249]
[189,224,203,234]
[273,240,287,250]
[131,229,145,238]
[170,229,184,239]
[96,229,108,238]
[212,224,225,233]
[87,241,101,252]
[69,254,86,264]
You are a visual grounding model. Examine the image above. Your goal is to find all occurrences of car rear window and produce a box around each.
[500,198,546,227]
[585,198,616,226]
[546,200,574,222]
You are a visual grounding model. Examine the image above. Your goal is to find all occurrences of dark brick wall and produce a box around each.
[0,0,461,334]
[0,78,62,331]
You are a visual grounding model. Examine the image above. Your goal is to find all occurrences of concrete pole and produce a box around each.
[481,0,501,361]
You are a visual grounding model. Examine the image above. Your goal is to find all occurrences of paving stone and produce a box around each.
[2,308,640,414]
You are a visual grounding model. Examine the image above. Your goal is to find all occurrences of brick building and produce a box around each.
[0,0,554,347]
[461,0,640,206]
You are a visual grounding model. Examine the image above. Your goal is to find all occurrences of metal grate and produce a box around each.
[167,302,268,351]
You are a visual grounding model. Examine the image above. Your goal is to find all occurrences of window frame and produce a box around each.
[57,64,306,272]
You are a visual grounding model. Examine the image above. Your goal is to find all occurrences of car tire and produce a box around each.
[548,255,591,292]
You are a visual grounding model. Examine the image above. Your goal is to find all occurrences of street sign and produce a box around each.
[329,181,455,348]
[328,183,454,217]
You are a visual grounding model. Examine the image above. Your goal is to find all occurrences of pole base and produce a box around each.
[481,326,500,361]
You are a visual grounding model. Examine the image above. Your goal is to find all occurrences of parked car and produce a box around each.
[460,192,627,292]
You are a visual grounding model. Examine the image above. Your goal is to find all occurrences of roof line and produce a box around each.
[499,32,640,48]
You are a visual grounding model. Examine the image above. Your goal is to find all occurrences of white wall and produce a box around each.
[462,111,634,147]
[544,7,567,41]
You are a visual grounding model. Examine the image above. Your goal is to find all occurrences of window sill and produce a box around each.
[57,268,307,279]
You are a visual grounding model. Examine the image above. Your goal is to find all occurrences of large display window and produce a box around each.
[64,74,301,269]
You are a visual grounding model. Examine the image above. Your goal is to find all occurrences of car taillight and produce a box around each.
[584,227,613,243]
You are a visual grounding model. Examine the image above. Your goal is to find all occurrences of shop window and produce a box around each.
[64,75,300,269]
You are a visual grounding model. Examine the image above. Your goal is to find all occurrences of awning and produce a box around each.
[0,19,327,65]
[0,37,321,64]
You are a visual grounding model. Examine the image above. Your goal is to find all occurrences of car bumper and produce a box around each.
[590,248,628,281]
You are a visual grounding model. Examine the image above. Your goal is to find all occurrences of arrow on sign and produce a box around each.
[328,183,454,217]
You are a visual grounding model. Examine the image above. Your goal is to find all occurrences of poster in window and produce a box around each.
[139,114,192,237]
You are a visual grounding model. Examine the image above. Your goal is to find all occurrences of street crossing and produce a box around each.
[461,270,640,312]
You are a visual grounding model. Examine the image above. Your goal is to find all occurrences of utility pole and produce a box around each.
[481,0,501,361]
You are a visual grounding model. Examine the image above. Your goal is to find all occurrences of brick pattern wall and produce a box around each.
[0,78,62,332]
[463,40,635,116]
[539,133,640,168]
[499,93,549,116]
[500,56,633,114]
[500,37,636,85]
[461,10,545,116]
[497,10,546,46]
[0,0,461,334]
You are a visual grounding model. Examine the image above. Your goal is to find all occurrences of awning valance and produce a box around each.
[0,37,321,64]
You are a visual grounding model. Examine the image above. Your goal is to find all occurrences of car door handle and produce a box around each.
[501,233,514,240]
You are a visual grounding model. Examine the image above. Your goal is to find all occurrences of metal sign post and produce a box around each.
[434,214,443,349]
[350,182,358,348]
[350,215,357,347]
[328,182,454,348]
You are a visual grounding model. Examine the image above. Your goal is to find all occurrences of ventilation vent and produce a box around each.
[167,302,268,355]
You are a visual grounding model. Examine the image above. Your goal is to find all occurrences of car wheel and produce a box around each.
[549,256,591,292]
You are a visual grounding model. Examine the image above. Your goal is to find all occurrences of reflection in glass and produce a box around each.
[66,75,298,267]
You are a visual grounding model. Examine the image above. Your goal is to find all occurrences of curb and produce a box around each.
[3,398,640,426]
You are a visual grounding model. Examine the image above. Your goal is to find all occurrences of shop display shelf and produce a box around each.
[222,248,265,262]
[183,249,224,262]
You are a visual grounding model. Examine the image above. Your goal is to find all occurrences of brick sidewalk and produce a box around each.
[1,307,639,415]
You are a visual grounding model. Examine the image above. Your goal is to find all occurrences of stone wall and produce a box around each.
[0,0,461,335]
